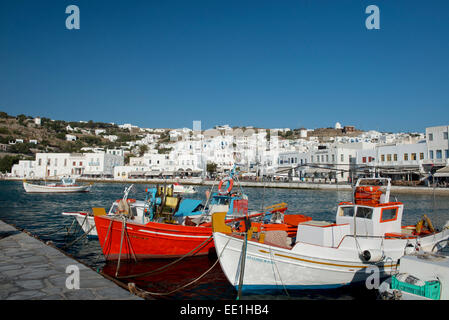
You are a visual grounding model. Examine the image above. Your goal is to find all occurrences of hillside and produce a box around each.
[0,112,145,154]
[0,111,148,172]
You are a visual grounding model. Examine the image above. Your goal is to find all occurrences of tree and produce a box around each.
[0,111,10,119]
[0,155,22,173]
[206,162,218,176]
[139,144,149,156]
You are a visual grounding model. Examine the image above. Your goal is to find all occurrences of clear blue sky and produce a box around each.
[1,0,448,132]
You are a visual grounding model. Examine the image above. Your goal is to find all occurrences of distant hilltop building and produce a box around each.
[343,126,355,133]
[33,117,41,126]
[335,122,342,130]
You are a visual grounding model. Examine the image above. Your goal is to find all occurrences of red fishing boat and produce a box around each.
[94,170,308,261]
[94,179,257,260]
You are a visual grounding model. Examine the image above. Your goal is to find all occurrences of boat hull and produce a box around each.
[94,215,215,260]
[62,212,97,236]
[23,181,91,193]
[213,230,449,294]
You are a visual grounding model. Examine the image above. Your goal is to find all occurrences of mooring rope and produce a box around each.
[115,216,127,277]
[269,245,290,297]
[117,234,214,279]
[62,224,96,249]
[236,232,248,300]
[126,236,231,298]
[39,223,73,236]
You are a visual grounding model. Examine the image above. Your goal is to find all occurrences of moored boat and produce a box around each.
[94,167,302,261]
[23,177,92,193]
[212,178,449,294]
[94,181,251,260]
[378,249,449,300]
[62,184,204,237]
[172,183,198,195]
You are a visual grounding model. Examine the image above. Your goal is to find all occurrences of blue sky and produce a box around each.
[1,0,448,132]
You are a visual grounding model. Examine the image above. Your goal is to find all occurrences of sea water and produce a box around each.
[1,180,449,300]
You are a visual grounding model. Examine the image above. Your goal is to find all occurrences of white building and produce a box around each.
[66,134,77,141]
[293,142,376,183]
[83,152,124,177]
[35,153,84,177]
[103,135,118,142]
[425,125,449,168]
[30,151,124,178]
[11,160,35,177]
[356,142,428,180]
[107,149,124,157]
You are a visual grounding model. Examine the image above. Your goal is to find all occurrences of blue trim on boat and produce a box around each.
[235,283,348,294]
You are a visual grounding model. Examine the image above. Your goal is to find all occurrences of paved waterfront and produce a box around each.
[0,220,143,300]
[4,177,449,195]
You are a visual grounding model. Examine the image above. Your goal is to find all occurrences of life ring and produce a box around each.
[415,214,435,235]
[115,198,136,203]
[218,177,234,195]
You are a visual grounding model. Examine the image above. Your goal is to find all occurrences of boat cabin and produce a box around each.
[336,202,404,237]
[209,193,248,217]
[296,178,406,247]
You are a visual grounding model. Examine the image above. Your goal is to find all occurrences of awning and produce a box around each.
[82,172,103,175]
[145,170,161,176]
[303,168,332,177]
[161,171,174,176]
[128,171,145,177]
[434,166,449,177]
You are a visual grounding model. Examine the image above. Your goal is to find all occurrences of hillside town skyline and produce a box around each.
[3,111,448,187]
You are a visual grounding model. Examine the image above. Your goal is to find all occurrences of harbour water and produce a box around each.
[1,180,449,300]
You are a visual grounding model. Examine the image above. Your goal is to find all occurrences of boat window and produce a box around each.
[130,206,137,217]
[193,204,205,212]
[213,197,229,205]
[380,208,398,222]
[340,207,354,217]
[356,207,373,219]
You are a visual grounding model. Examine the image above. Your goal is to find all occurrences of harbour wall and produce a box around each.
[4,177,449,195]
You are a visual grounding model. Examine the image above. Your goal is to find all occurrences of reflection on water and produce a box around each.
[102,256,235,300]
[1,180,449,300]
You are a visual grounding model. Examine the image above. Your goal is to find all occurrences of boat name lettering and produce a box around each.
[247,255,274,265]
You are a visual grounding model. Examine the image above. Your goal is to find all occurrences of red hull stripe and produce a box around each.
[137,229,210,238]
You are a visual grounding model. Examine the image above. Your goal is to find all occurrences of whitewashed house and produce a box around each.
[11,160,35,177]
[66,134,77,141]
[425,125,449,167]
[83,152,124,178]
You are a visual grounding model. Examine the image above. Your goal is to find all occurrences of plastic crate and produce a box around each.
[391,275,441,300]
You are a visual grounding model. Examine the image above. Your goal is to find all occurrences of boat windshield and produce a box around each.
[109,203,118,214]
[338,205,373,219]
[356,207,373,219]
[61,178,75,185]
[340,206,355,217]
[211,196,230,206]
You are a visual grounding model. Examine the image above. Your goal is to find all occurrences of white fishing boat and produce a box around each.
[23,177,92,193]
[172,183,197,195]
[62,185,144,237]
[212,178,449,294]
